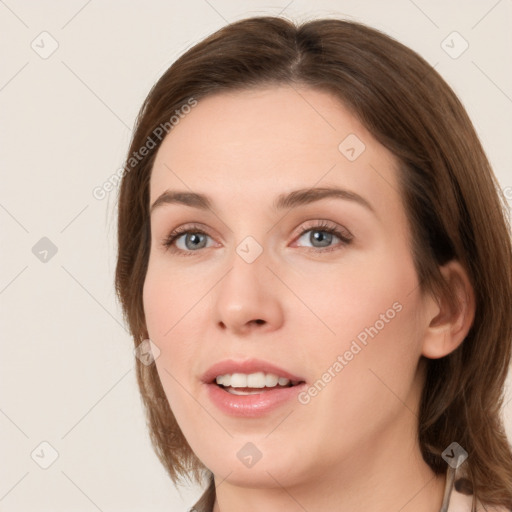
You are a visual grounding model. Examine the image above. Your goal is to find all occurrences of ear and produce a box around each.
[421,260,476,359]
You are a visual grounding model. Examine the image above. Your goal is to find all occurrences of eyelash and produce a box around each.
[161,221,353,256]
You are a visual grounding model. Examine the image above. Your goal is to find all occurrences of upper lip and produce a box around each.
[201,358,306,384]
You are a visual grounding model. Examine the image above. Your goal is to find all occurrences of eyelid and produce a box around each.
[293,219,353,241]
[161,219,353,254]
[160,222,218,253]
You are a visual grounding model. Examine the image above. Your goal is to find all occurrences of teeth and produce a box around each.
[215,372,292,388]
[265,374,279,387]
[226,388,263,395]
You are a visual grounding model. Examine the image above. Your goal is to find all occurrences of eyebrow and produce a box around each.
[150,186,376,215]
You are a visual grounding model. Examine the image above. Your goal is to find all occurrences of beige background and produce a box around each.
[1,1,511,510]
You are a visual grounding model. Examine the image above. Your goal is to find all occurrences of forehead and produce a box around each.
[149,85,402,218]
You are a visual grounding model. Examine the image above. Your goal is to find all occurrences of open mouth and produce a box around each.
[211,377,304,395]
[204,367,308,416]
[215,383,300,395]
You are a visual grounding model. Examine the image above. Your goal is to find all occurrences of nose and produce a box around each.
[213,248,285,336]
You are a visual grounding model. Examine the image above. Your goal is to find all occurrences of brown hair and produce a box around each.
[115,16,512,507]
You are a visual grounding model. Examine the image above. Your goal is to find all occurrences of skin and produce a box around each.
[142,85,475,512]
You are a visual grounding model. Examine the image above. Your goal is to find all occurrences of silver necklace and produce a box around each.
[439,466,476,512]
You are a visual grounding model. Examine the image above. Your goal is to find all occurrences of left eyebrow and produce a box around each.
[272,186,376,215]
[150,186,376,216]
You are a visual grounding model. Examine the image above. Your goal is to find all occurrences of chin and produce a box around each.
[201,445,309,488]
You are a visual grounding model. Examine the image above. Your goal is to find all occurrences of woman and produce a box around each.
[115,16,512,511]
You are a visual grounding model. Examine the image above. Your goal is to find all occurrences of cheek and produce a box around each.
[142,256,197,340]
[296,248,424,414]
[295,247,421,355]
[142,265,192,383]
[294,291,424,466]
[143,269,199,422]
[142,269,169,339]
[142,259,211,384]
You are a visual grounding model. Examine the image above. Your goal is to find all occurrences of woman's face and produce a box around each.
[143,85,434,488]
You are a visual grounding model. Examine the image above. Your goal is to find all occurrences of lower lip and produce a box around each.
[205,382,307,418]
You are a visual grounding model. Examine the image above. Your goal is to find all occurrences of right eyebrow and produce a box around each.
[150,191,212,214]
